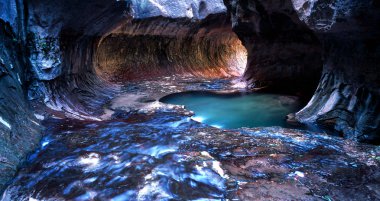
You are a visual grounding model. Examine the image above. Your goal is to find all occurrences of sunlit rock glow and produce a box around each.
[0,0,379,200]
[95,15,247,82]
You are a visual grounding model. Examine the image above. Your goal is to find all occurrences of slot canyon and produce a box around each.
[0,0,379,200]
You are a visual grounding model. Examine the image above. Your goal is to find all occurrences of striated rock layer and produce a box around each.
[0,0,379,197]
[0,0,234,192]
[25,0,246,118]
[292,0,380,142]
[224,0,380,142]
[96,15,247,82]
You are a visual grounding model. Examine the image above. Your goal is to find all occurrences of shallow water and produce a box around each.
[2,112,229,201]
[2,85,378,201]
[3,110,379,200]
[160,91,302,129]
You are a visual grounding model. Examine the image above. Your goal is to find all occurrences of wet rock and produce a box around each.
[2,111,379,200]
[292,0,380,142]
[0,20,41,193]
[0,0,378,198]
[225,0,380,142]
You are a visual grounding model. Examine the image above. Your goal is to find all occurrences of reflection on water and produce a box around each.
[3,110,379,200]
[160,91,302,129]
[2,113,227,201]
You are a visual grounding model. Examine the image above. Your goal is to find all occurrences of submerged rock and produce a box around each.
[0,0,379,198]
[2,111,379,200]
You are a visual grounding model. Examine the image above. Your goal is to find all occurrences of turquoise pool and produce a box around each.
[160,91,303,129]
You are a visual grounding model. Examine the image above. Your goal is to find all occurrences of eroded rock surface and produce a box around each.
[292,0,380,142]
[0,0,379,198]
[25,0,243,120]
[224,0,380,141]
[224,0,323,91]
[0,20,41,193]
[96,14,247,82]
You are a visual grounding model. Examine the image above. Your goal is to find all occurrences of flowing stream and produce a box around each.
[2,92,378,201]
[2,112,230,200]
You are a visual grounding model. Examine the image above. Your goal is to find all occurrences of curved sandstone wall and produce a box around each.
[25,1,247,118]
[0,0,379,194]
[292,0,380,142]
[224,0,380,142]
[224,0,323,91]
[95,16,247,82]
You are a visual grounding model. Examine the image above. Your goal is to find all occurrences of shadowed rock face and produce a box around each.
[292,0,380,142]
[1,0,236,192]
[0,20,41,193]
[224,0,380,142]
[25,0,129,119]
[25,0,230,83]
[0,0,379,198]
[25,1,247,118]
[223,0,323,92]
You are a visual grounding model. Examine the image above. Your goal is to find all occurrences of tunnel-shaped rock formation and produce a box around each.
[95,15,247,82]
[0,0,380,198]
[24,1,249,119]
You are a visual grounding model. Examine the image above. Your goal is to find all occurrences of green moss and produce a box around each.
[26,32,59,60]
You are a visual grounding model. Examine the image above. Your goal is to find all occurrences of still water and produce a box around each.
[160,91,303,129]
